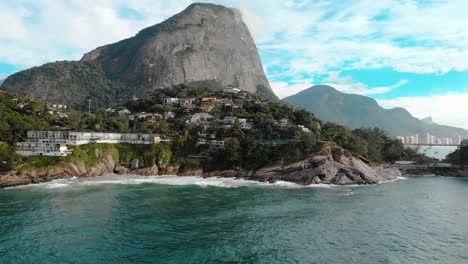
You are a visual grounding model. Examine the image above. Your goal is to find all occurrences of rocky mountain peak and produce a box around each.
[2,3,276,108]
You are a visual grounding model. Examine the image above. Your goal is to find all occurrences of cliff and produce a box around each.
[1,3,276,109]
[250,146,401,184]
[0,146,402,188]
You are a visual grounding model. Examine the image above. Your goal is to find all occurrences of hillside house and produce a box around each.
[163,98,180,104]
[220,116,253,130]
[220,116,236,127]
[196,138,225,152]
[275,118,290,130]
[298,125,311,133]
[216,98,232,110]
[118,108,131,115]
[200,97,216,112]
[164,111,176,120]
[180,98,196,109]
[238,118,253,130]
[232,98,244,109]
[223,87,241,95]
[189,113,214,125]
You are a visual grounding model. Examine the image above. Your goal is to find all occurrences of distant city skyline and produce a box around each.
[0,0,467,129]
[397,133,462,146]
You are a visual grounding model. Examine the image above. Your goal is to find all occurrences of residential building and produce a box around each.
[223,87,241,95]
[163,98,180,104]
[298,125,310,133]
[25,131,160,145]
[163,112,176,120]
[200,97,217,112]
[180,98,196,109]
[275,118,289,130]
[189,113,214,125]
[232,98,244,109]
[16,142,71,156]
[118,108,131,115]
[17,131,162,156]
[220,116,236,127]
[238,118,253,130]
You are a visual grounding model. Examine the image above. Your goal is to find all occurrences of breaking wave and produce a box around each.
[8,174,408,190]
[8,175,336,190]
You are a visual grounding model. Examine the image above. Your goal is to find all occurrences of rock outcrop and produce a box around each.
[0,154,116,188]
[251,147,401,185]
[1,3,276,109]
[0,147,403,188]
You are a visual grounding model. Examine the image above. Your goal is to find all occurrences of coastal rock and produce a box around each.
[252,147,398,185]
[0,154,116,188]
[203,170,242,178]
[179,169,204,176]
[158,166,180,175]
[114,166,129,175]
[132,166,159,176]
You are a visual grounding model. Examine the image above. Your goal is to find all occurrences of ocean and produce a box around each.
[1,175,467,263]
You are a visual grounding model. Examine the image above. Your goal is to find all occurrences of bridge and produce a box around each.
[403,144,460,147]
[394,162,466,175]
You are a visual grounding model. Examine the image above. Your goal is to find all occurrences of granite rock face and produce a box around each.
[1,3,276,109]
[252,147,401,185]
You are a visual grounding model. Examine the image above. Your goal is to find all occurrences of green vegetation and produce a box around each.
[0,84,425,175]
[447,141,468,166]
[283,85,468,139]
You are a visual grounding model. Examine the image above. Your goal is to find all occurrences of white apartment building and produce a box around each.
[16,142,71,156]
[26,131,159,145]
[16,131,161,156]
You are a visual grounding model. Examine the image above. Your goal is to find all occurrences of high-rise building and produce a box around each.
[426,133,431,144]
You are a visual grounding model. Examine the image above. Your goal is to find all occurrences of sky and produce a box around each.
[0,0,467,129]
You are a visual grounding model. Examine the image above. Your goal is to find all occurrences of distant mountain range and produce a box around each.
[283,85,468,139]
[0,79,4,86]
[0,3,275,109]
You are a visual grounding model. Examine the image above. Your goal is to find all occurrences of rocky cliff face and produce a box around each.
[251,146,401,185]
[1,3,276,109]
[0,154,116,188]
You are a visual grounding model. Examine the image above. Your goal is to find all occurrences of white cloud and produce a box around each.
[1,0,468,77]
[271,78,314,98]
[271,71,407,98]
[0,0,192,67]
[378,92,468,130]
[322,71,407,95]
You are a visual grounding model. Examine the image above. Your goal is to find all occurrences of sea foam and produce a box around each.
[8,174,406,190]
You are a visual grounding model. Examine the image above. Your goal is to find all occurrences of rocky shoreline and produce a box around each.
[0,147,408,188]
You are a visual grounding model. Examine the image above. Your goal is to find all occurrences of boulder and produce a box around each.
[114,166,129,175]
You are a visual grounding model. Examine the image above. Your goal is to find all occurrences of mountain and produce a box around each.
[0,79,3,86]
[283,85,468,139]
[420,116,434,124]
[0,3,276,109]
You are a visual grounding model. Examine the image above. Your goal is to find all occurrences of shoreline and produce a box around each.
[2,164,466,189]
[1,147,406,188]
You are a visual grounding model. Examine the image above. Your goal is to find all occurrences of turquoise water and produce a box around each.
[1,175,468,263]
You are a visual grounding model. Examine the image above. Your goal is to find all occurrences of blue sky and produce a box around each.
[0,0,467,128]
